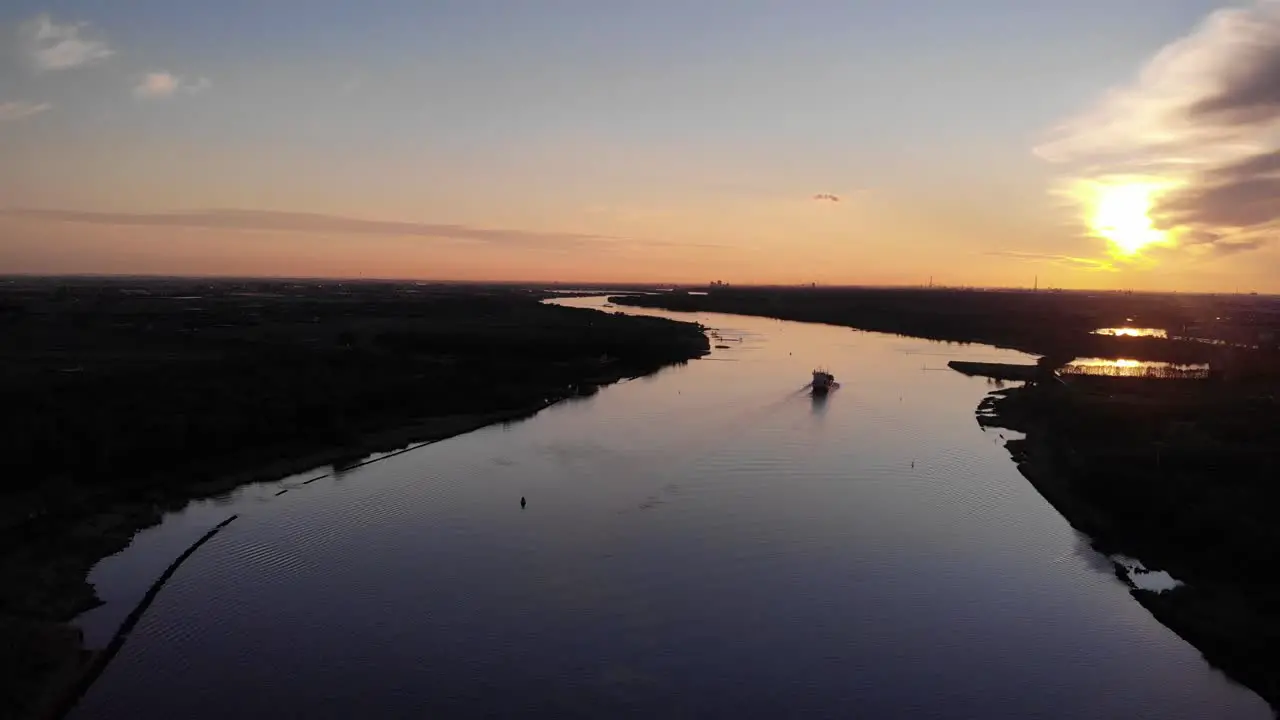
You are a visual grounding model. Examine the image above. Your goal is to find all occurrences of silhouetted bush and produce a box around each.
[0,280,706,515]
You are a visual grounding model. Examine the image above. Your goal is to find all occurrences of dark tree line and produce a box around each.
[0,281,707,524]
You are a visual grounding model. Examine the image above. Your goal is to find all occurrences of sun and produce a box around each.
[1085,181,1171,257]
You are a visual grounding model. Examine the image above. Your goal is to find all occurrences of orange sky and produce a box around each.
[3,3,1279,292]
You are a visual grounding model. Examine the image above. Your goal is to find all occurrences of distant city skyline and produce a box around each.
[3,1,1278,292]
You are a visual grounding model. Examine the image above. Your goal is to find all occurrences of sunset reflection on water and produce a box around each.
[1092,328,1169,338]
[1062,357,1210,379]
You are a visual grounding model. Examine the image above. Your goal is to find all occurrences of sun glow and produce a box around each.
[1084,181,1171,257]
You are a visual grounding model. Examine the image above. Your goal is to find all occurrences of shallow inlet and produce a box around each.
[1061,357,1211,379]
[70,296,1268,719]
[1093,327,1169,338]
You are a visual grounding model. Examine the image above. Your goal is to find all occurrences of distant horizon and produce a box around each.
[5,270,1274,298]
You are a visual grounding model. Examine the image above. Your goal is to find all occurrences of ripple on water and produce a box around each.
[71,297,1271,720]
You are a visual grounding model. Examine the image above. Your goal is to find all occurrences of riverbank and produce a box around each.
[949,360,1042,383]
[976,377,1280,713]
[20,286,1267,719]
[0,279,708,720]
[623,286,1280,709]
[611,287,1279,365]
[11,396,627,720]
[9,398,633,720]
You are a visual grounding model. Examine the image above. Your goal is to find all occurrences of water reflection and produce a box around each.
[1093,327,1169,338]
[1061,358,1210,379]
[1113,555,1185,593]
[70,296,1269,720]
[1068,530,1117,575]
[810,391,829,415]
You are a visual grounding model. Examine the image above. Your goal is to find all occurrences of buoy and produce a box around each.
[520,496,526,508]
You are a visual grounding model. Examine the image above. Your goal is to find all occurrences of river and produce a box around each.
[71,296,1268,719]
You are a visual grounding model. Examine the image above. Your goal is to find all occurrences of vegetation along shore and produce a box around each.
[0,277,708,720]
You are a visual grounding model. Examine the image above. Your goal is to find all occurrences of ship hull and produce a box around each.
[811,370,837,394]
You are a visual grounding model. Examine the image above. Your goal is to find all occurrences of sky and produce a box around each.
[2,0,1278,291]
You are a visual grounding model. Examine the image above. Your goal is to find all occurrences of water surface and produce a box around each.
[72,297,1267,719]
[1061,357,1212,379]
[1092,327,1169,338]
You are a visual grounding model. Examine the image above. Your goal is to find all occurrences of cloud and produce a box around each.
[985,250,1118,272]
[1,208,625,249]
[3,208,729,254]
[20,14,113,71]
[134,72,211,99]
[1036,1,1280,259]
[812,193,840,202]
[0,101,50,123]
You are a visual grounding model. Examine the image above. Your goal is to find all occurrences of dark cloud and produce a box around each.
[1172,227,1225,247]
[1154,175,1280,229]
[1187,14,1280,126]
[1160,225,1267,254]
[1205,148,1280,180]
[1210,237,1267,255]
